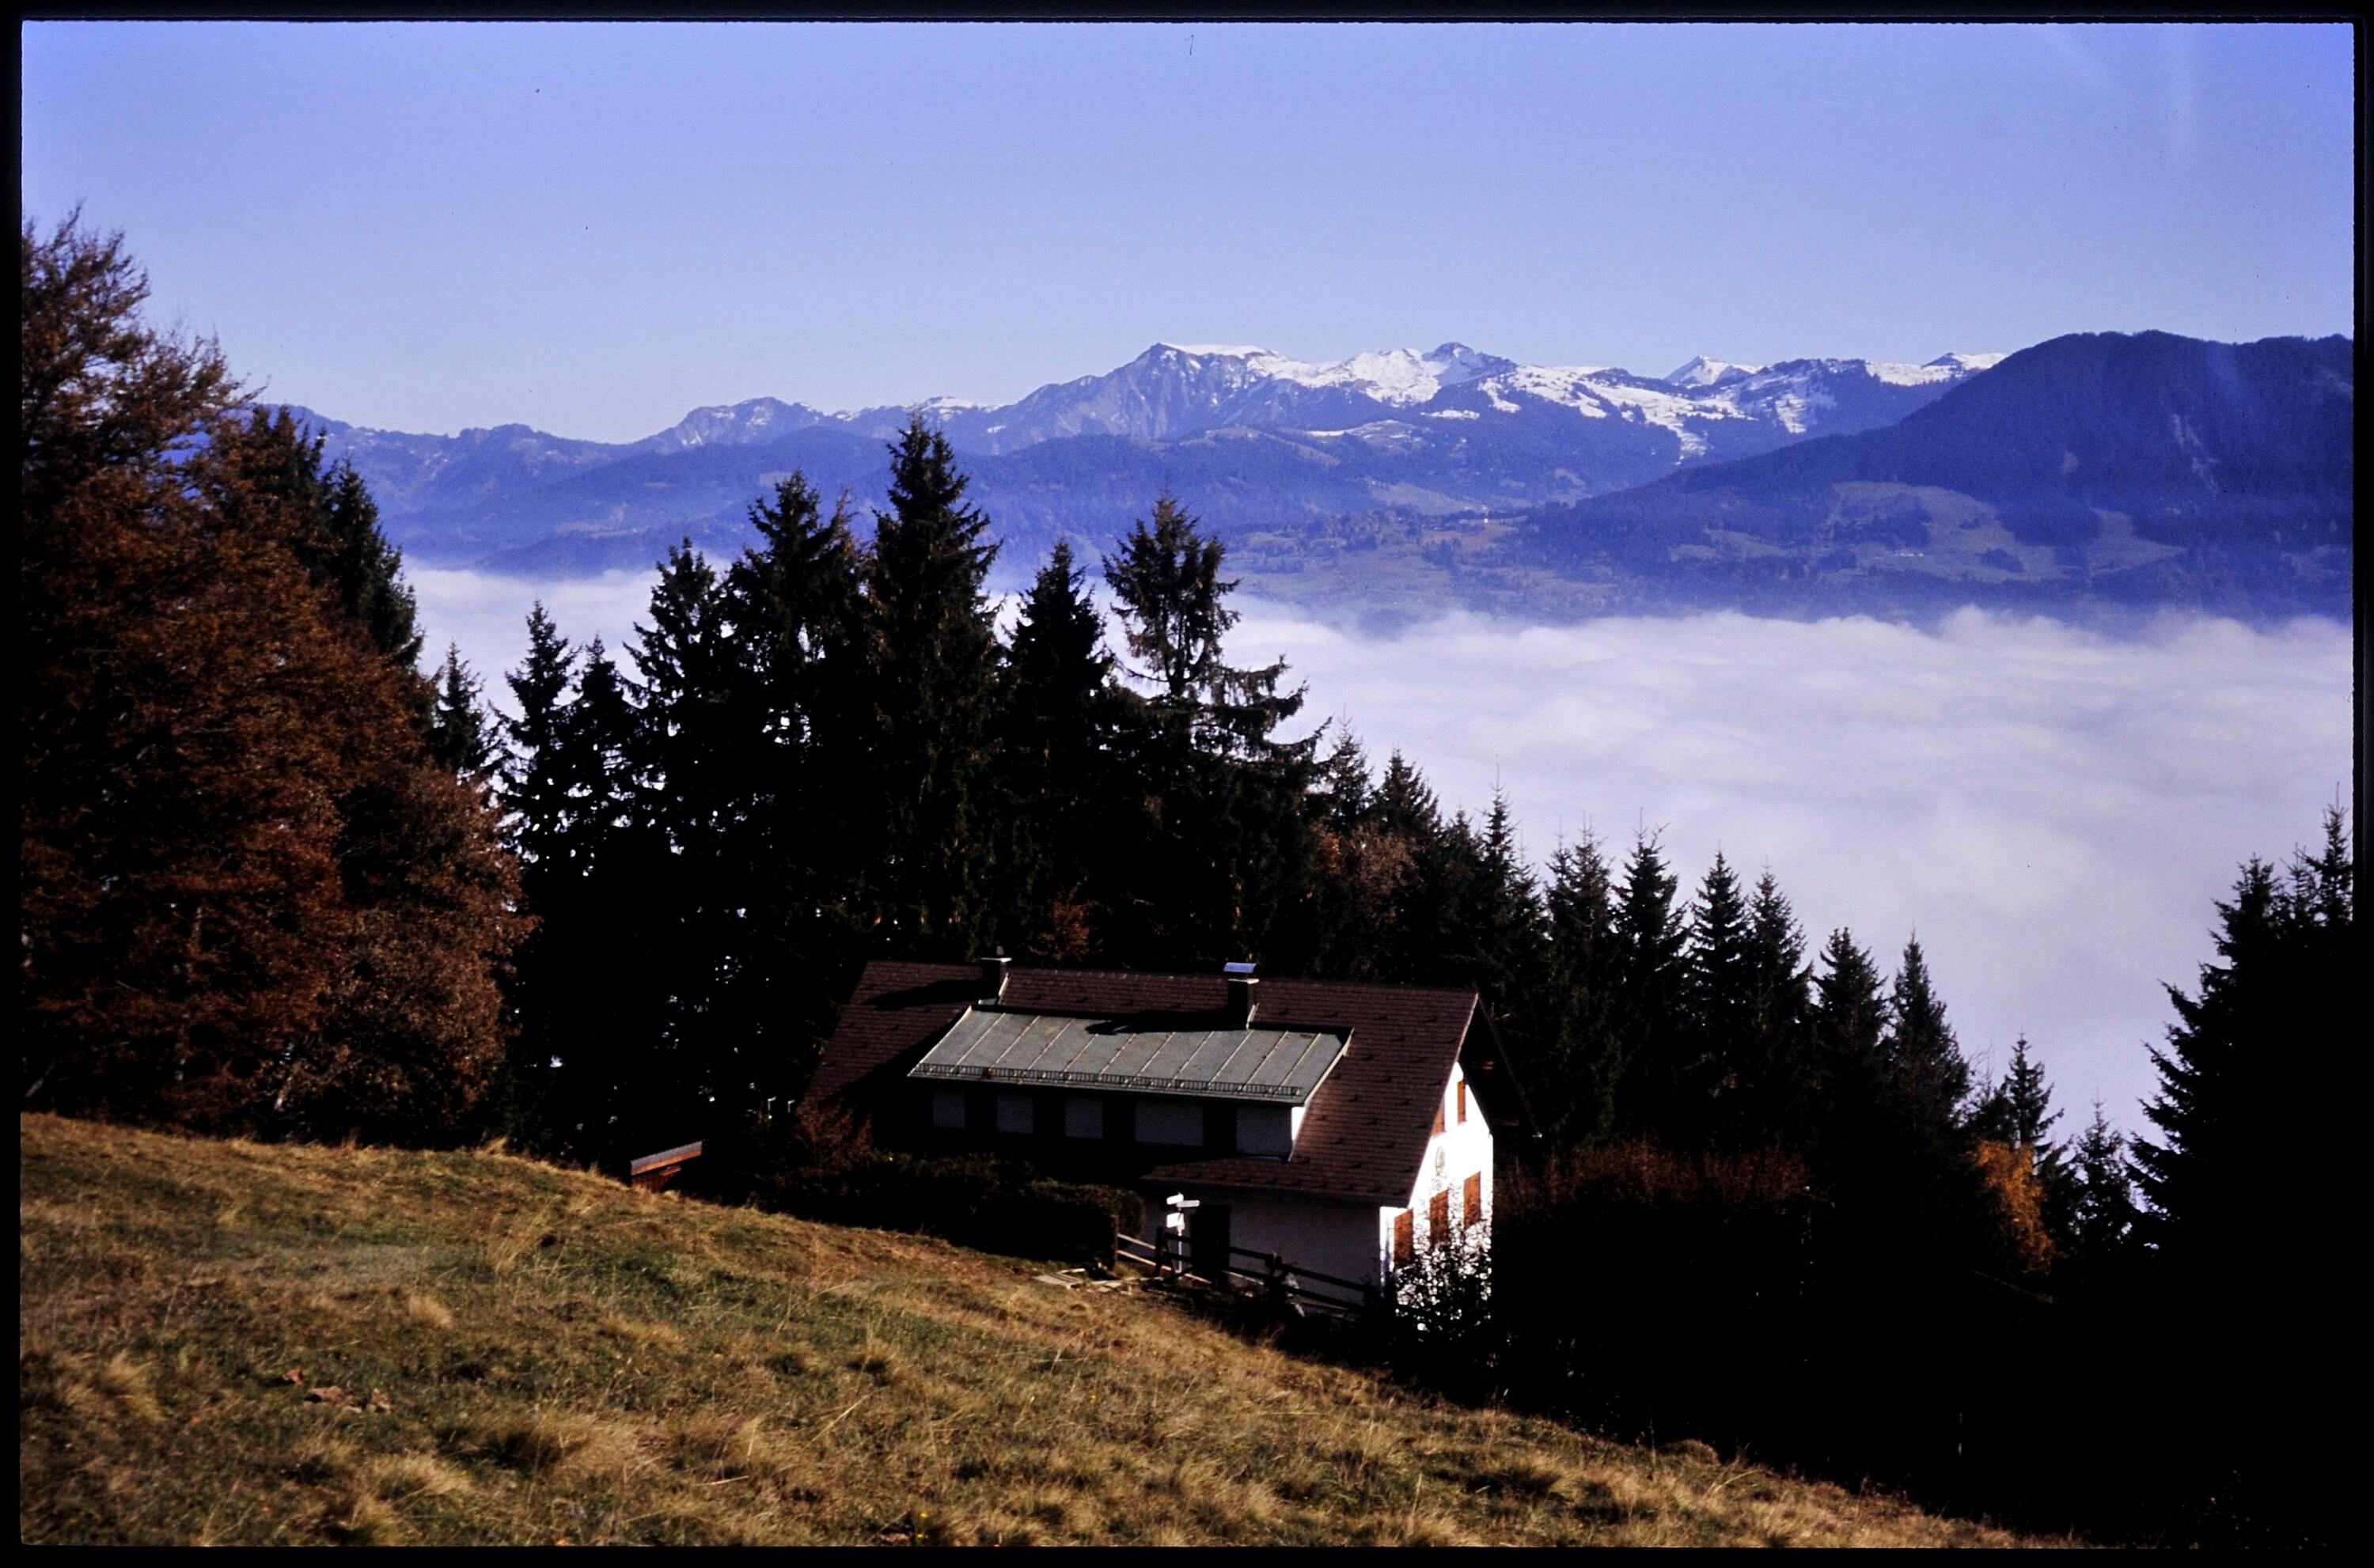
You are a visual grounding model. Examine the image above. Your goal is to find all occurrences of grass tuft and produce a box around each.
[90,1352,162,1422]
[402,1290,457,1330]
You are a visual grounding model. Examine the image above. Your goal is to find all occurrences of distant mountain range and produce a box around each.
[287,330,2349,621]
[1510,331,2353,619]
[286,340,1997,570]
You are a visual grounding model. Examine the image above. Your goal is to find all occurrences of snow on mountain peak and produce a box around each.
[1664,356,1764,388]
[1925,351,2008,373]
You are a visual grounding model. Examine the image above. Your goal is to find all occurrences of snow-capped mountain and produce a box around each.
[288,335,2008,575]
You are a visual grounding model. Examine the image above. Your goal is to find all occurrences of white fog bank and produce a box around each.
[413,563,2353,1131]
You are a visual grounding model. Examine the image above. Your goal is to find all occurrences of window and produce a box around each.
[995,1091,1034,1135]
[1234,1104,1293,1157]
[930,1089,968,1130]
[1457,1079,1467,1124]
[1392,1210,1415,1266]
[1063,1093,1103,1140]
[1462,1172,1482,1229]
[1135,1100,1204,1147]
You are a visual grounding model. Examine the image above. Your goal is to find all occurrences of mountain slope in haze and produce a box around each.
[1513,331,2353,618]
[17,1115,2037,1547]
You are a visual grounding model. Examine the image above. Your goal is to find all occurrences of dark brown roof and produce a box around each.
[809,961,1488,1207]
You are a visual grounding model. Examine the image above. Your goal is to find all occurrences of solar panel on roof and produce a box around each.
[908,1008,1348,1104]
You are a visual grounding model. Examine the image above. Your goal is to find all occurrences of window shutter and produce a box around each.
[1463,1172,1482,1229]
[1393,1210,1415,1265]
[1457,1080,1467,1123]
[1428,1188,1450,1244]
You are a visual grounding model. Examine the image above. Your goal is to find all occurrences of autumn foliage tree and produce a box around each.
[18,212,521,1141]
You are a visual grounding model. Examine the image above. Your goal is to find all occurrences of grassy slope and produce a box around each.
[20,1115,2038,1547]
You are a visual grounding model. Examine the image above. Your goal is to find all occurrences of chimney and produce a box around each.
[979,951,1011,1007]
[1223,960,1258,1027]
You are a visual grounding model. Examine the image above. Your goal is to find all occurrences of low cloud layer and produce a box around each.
[413,563,2352,1130]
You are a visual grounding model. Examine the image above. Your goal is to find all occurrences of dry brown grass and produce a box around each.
[400,1290,456,1330]
[17,1112,2061,1546]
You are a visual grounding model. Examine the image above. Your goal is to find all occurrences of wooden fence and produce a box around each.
[1111,1232,1375,1317]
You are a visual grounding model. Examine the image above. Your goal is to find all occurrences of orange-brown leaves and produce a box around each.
[20,213,521,1142]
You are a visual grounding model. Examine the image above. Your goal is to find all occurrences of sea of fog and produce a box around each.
[411,563,2353,1131]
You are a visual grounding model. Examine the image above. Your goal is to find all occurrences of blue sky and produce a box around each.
[21,21,2354,442]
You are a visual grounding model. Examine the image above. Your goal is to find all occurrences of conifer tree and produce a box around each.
[1375,750,1444,843]
[1318,729,1375,832]
[1810,926,1889,1080]
[428,643,503,781]
[999,538,1121,960]
[1612,834,1689,1134]
[2132,812,2353,1278]
[863,419,1003,954]
[626,543,747,1131]
[722,472,869,1093]
[1738,869,1814,1144]
[503,605,576,874]
[1540,834,1625,1142]
[2066,1100,2138,1271]
[526,635,650,1156]
[1884,936,1971,1125]
[1100,489,1313,960]
[1678,851,1756,1145]
[496,605,578,1146]
[1970,1035,2077,1256]
[1449,791,1546,1016]
[1973,1036,2059,1149]
[1304,730,1414,981]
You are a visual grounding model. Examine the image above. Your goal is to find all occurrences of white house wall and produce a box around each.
[1139,1059,1494,1295]
[1397,1058,1494,1262]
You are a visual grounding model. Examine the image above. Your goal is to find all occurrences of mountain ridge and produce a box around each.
[279,329,2347,620]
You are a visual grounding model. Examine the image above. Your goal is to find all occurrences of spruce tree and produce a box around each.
[2126,813,2351,1543]
[1447,791,1545,1019]
[1739,869,1815,1145]
[627,543,746,1133]
[503,605,576,877]
[428,643,502,781]
[1809,926,1889,1117]
[1678,851,1756,1146]
[529,636,649,1157]
[863,419,1003,955]
[722,472,869,1097]
[999,538,1121,960]
[496,604,577,1147]
[2133,814,2352,1279]
[1303,730,1414,983]
[1376,750,1444,843]
[1100,489,1313,961]
[1883,936,1971,1126]
[1541,834,1624,1142]
[1612,834,1688,1135]
[1318,729,1375,832]
[2067,1100,2138,1271]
